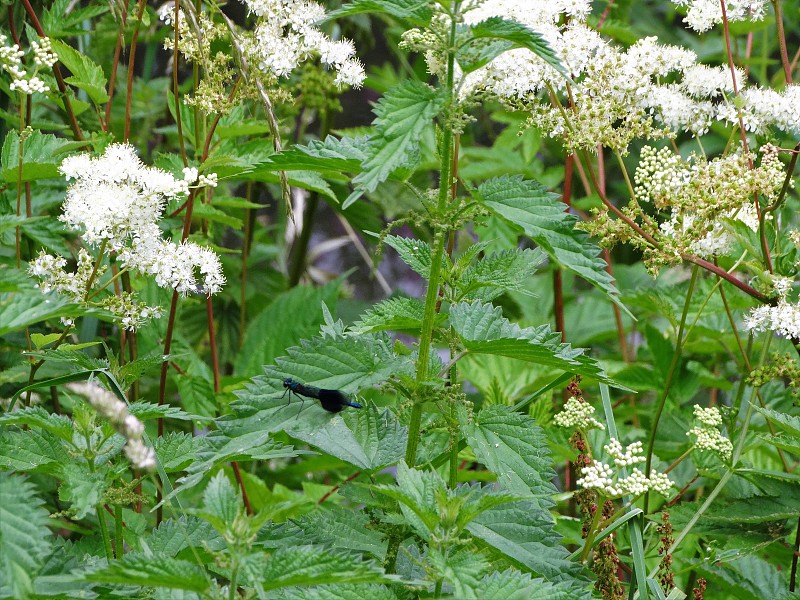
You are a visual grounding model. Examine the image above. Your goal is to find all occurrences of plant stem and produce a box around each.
[114,504,123,558]
[644,265,699,514]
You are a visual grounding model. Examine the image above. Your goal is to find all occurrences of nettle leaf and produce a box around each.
[459,17,566,78]
[152,432,205,473]
[468,569,580,600]
[0,473,53,599]
[58,463,109,520]
[467,500,584,584]
[146,516,225,557]
[264,136,369,175]
[753,405,800,437]
[476,175,627,315]
[351,296,430,334]
[430,546,488,597]
[128,402,201,422]
[462,404,557,500]
[373,462,518,541]
[280,584,400,600]
[83,553,209,592]
[458,248,546,302]
[1,129,73,182]
[0,429,66,473]
[383,235,432,278]
[449,301,616,385]
[288,405,408,470]
[328,0,433,26]
[0,406,73,441]
[200,471,240,528]
[171,431,305,497]
[347,80,444,206]
[49,39,109,105]
[291,506,389,560]
[259,546,398,590]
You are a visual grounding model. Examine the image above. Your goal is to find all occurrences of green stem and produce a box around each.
[579,499,605,562]
[114,504,123,558]
[644,265,699,514]
[97,505,114,561]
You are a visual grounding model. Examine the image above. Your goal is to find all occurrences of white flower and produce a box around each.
[554,397,605,430]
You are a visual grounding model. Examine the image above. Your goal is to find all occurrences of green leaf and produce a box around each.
[0,406,74,441]
[152,432,205,472]
[327,0,433,27]
[263,136,368,174]
[383,235,432,279]
[462,404,557,499]
[171,432,304,497]
[291,506,388,560]
[351,296,428,334]
[84,553,209,592]
[0,473,53,599]
[753,405,800,437]
[0,429,66,473]
[287,405,407,470]
[176,374,217,419]
[279,584,400,600]
[49,39,110,105]
[449,301,618,386]
[476,175,627,315]
[347,81,444,206]
[466,569,581,600]
[128,402,202,422]
[458,248,546,301]
[58,463,109,520]
[467,500,584,583]
[257,547,397,590]
[235,281,341,377]
[199,471,240,528]
[1,129,73,182]
[463,17,567,78]
[146,516,225,556]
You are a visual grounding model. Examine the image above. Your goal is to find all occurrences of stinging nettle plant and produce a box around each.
[1,0,800,598]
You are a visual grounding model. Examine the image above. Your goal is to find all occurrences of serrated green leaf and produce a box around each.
[1,129,73,182]
[383,235,432,278]
[467,500,583,583]
[459,248,546,301]
[351,296,428,334]
[279,584,400,600]
[200,471,240,527]
[292,506,388,560]
[128,402,202,422]
[466,569,583,600]
[176,374,217,419]
[450,301,618,385]
[263,136,368,174]
[753,405,800,437]
[464,17,567,78]
[21,217,71,256]
[259,546,398,590]
[49,39,109,105]
[476,175,628,316]
[348,81,444,205]
[0,429,66,473]
[0,406,73,440]
[58,463,109,520]
[288,405,407,470]
[84,553,209,592]
[327,0,433,26]
[145,516,225,557]
[462,404,557,499]
[0,473,53,598]
[153,432,205,472]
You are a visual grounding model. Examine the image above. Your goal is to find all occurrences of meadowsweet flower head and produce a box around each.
[554,396,605,430]
[577,437,673,498]
[242,0,365,89]
[670,0,767,33]
[687,404,732,460]
[0,34,55,95]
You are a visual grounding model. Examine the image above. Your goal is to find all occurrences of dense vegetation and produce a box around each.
[1,0,800,598]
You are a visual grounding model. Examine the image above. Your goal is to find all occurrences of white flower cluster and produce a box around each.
[241,0,365,88]
[66,381,156,470]
[577,438,673,498]
[635,145,783,258]
[0,34,56,95]
[554,396,605,430]
[670,0,767,33]
[29,144,225,330]
[745,301,800,343]
[419,1,800,151]
[686,404,733,460]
